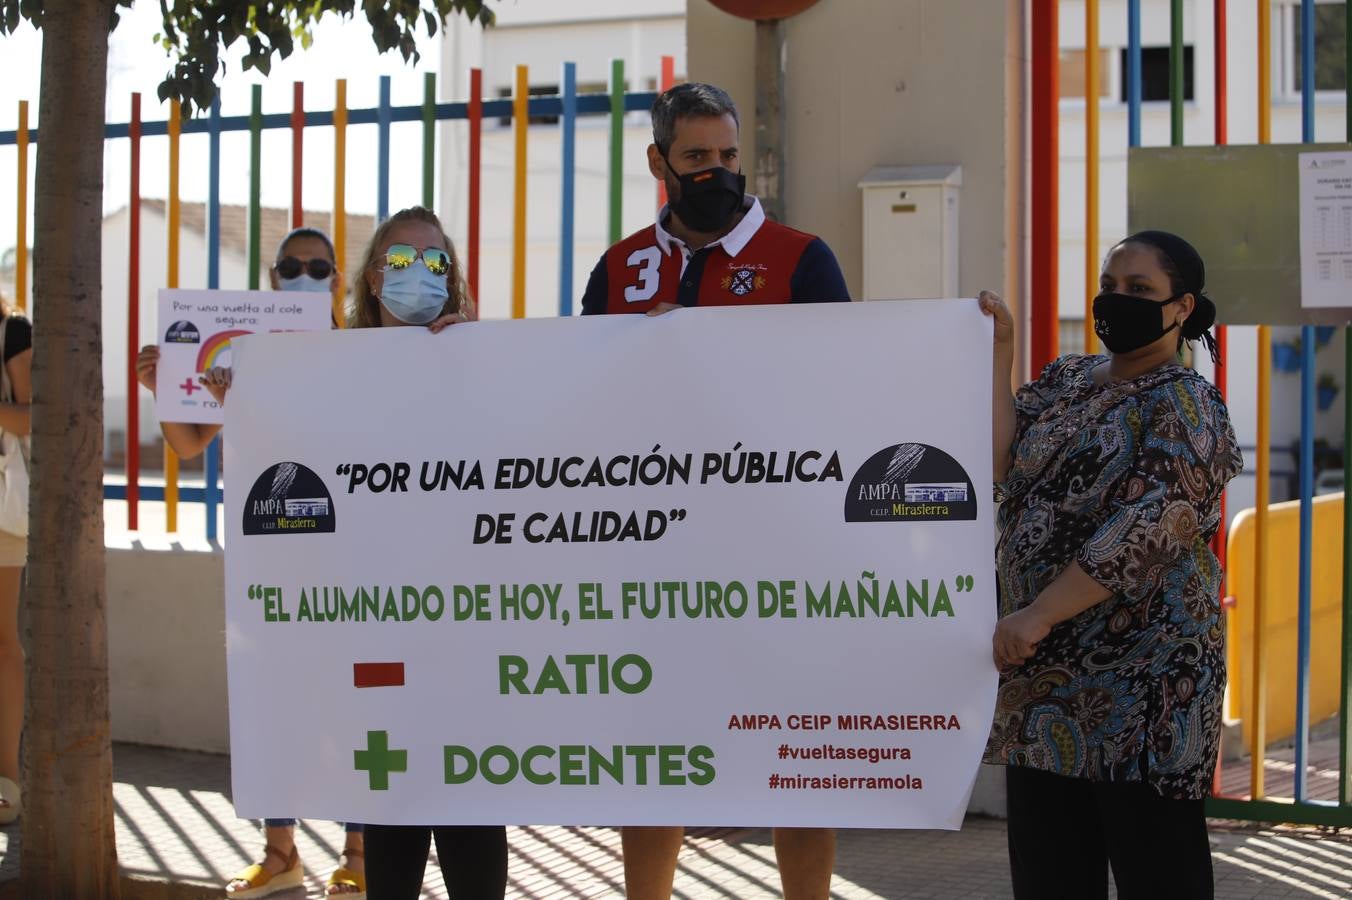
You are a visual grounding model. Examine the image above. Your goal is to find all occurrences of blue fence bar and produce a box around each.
[1294,0,1318,803]
[559,62,578,317]
[205,97,222,543]
[378,75,392,222]
[1127,0,1142,148]
[0,94,660,146]
[104,484,209,503]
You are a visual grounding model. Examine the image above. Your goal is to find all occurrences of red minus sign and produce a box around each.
[354,662,405,688]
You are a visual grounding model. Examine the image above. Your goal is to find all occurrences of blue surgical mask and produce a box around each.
[378,260,449,325]
[279,274,332,293]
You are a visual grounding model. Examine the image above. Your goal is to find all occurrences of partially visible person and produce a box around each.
[982,231,1242,900]
[0,290,30,828]
[135,227,341,459]
[345,206,500,900]
[581,81,847,900]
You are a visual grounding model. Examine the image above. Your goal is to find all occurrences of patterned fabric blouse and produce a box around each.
[984,354,1243,799]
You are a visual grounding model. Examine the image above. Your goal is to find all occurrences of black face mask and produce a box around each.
[1092,292,1185,354]
[665,160,746,234]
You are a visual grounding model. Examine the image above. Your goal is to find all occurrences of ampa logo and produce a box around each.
[844,443,976,523]
[243,462,336,536]
[164,320,201,344]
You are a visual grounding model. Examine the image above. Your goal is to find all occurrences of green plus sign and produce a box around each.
[354,730,407,791]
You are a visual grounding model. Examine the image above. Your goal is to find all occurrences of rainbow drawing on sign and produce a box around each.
[196,329,252,372]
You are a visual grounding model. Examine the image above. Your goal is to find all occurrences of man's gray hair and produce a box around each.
[651,83,740,154]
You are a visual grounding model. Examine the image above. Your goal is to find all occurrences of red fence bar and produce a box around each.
[1209,0,1230,799]
[1214,0,1228,145]
[1030,0,1059,376]
[657,55,675,210]
[291,81,304,228]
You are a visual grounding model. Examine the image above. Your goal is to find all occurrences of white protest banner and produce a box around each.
[155,288,332,424]
[224,300,997,828]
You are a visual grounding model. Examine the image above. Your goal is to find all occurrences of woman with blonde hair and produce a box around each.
[347,205,475,330]
[139,215,470,898]
[344,206,505,900]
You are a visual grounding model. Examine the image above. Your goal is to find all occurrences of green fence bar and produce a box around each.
[609,58,624,244]
[248,84,262,290]
[423,72,436,210]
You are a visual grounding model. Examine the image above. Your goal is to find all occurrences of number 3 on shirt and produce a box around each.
[624,246,662,303]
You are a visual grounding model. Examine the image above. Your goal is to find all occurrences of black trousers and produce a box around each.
[364,824,508,900]
[1005,766,1213,900]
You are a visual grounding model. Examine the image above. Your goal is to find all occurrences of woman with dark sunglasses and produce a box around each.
[345,207,506,900]
[270,228,341,297]
[134,226,392,899]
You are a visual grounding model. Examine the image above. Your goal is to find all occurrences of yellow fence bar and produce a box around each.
[512,65,528,320]
[15,101,27,313]
[1253,326,1272,799]
[333,79,347,328]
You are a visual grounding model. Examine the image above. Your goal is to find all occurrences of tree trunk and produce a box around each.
[20,1,120,897]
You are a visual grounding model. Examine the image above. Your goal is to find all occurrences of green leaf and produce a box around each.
[141,0,499,112]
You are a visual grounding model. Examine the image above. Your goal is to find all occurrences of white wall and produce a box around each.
[108,544,229,753]
[487,0,684,27]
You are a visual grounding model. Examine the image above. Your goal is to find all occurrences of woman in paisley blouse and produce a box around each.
[980,230,1242,900]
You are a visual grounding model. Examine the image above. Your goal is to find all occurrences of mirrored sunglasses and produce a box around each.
[384,243,451,277]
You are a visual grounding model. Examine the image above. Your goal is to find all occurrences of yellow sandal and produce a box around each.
[326,846,366,899]
[223,843,304,899]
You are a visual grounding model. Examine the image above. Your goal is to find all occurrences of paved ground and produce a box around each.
[1,743,1350,899]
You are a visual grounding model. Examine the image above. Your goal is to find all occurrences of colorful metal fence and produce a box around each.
[1,61,668,543]
[2,2,1352,830]
[1041,0,1351,828]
